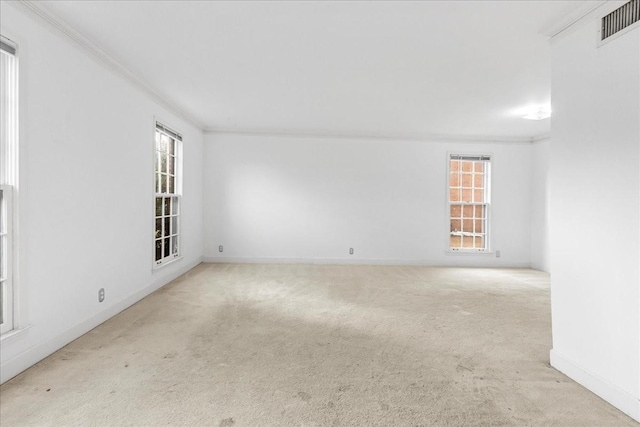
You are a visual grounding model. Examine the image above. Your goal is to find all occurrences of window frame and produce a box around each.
[446,153,492,254]
[1,35,18,336]
[0,185,14,335]
[152,119,183,269]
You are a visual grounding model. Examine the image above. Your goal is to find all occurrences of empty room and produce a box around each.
[0,0,639,425]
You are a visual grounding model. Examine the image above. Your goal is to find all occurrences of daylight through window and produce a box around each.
[448,155,491,251]
[1,36,18,334]
[154,122,181,266]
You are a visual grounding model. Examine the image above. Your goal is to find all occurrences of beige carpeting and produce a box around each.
[0,263,635,426]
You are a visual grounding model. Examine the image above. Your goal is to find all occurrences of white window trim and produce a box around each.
[152,119,183,270]
[1,35,19,336]
[445,152,493,254]
[0,185,14,335]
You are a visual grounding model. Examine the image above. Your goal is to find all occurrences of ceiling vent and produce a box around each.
[601,0,640,41]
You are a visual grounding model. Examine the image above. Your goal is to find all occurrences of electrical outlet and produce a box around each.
[496,250,501,258]
[349,248,354,255]
[219,245,223,253]
[98,288,105,303]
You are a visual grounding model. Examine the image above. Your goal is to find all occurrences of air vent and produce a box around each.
[601,0,640,41]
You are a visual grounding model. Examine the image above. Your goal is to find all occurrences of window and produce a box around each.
[1,36,18,334]
[154,122,181,267]
[448,154,491,252]
[0,186,13,335]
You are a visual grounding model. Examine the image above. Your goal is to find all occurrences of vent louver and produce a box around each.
[601,0,640,41]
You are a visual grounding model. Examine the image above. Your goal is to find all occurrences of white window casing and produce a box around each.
[447,154,491,253]
[0,186,13,334]
[153,122,182,268]
[1,36,18,335]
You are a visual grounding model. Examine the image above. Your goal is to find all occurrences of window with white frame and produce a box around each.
[448,154,491,252]
[1,36,18,335]
[154,122,181,267]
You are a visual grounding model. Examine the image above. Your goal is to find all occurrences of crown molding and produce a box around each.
[540,1,612,39]
[9,0,554,143]
[203,126,541,144]
[531,133,550,143]
[8,0,205,131]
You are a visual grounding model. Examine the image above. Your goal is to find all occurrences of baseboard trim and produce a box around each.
[0,257,203,384]
[550,349,640,422]
[204,256,425,265]
[203,256,530,268]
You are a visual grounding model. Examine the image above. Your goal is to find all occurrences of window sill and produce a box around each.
[446,250,494,255]
[0,324,33,343]
[153,255,183,271]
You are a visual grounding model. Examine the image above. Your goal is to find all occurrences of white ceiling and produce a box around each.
[40,0,582,140]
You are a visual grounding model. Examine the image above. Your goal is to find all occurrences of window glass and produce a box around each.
[449,155,490,251]
[154,123,181,266]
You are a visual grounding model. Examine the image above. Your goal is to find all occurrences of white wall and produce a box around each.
[549,16,640,421]
[0,4,203,383]
[530,139,550,272]
[203,133,533,267]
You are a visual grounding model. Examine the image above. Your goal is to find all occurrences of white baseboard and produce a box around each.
[0,258,203,384]
[550,349,640,422]
[204,256,425,265]
[203,256,531,268]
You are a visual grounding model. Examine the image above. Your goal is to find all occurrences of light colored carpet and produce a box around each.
[0,263,635,426]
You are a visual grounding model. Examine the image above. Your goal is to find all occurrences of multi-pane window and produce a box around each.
[448,154,491,251]
[0,186,13,335]
[154,122,181,266]
[1,36,17,334]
